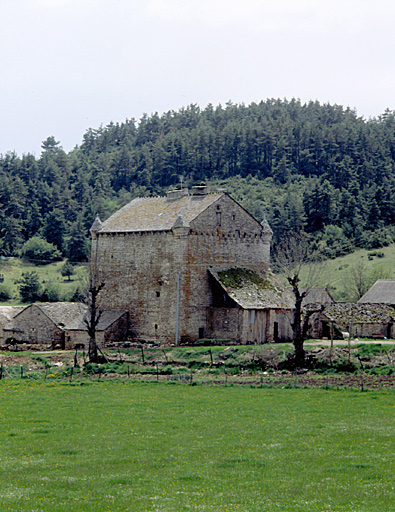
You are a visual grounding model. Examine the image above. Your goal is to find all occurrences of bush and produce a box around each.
[20,236,61,262]
[0,283,12,301]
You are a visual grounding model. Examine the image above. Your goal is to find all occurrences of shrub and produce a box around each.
[0,283,12,301]
[20,236,61,262]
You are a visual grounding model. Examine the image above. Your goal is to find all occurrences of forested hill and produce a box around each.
[2,98,395,261]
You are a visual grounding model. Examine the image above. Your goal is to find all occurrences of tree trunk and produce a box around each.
[289,276,305,368]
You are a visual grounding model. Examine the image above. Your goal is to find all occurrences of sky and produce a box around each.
[1,0,395,156]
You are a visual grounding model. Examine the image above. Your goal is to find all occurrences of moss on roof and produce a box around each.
[210,266,295,310]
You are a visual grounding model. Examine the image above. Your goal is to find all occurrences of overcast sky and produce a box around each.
[1,0,395,156]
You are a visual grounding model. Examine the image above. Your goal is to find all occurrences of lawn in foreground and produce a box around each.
[0,381,394,512]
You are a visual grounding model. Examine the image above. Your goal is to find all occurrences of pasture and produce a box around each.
[0,381,394,511]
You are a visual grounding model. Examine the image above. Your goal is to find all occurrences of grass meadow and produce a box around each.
[0,381,394,511]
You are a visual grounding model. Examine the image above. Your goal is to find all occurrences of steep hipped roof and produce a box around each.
[301,287,335,306]
[100,192,223,233]
[209,266,295,310]
[12,303,126,332]
[321,303,395,323]
[358,280,395,304]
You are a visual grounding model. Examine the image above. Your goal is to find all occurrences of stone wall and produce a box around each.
[6,305,64,346]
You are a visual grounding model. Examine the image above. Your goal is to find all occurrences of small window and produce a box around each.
[216,212,222,226]
[156,291,160,298]
[232,214,236,221]
[248,310,256,325]
[155,324,158,330]
[198,327,205,339]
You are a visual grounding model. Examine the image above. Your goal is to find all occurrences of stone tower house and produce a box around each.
[90,186,293,344]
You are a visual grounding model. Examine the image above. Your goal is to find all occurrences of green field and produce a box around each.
[0,258,88,304]
[0,381,394,511]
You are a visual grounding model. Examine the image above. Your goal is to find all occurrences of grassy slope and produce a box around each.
[0,380,394,512]
[0,258,88,305]
[295,244,395,301]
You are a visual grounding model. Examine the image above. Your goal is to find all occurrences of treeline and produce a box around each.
[2,98,395,260]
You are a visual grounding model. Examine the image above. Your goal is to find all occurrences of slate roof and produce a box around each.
[321,303,395,323]
[12,303,127,332]
[209,265,295,310]
[0,306,25,328]
[358,280,395,304]
[301,287,335,306]
[100,192,224,233]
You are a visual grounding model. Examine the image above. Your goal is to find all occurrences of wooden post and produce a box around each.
[74,349,78,368]
[69,367,74,382]
[141,346,145,364]
[20,365,23,379]
[190,369,193,385]
[0,362,3,380]
[156,363,159,381]
[209,349,213,365]
[330,322,334,365]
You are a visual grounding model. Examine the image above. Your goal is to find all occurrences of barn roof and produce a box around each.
[358,280,395,304]
[12,303,127,332]
[321,303,395,323]
[99,192,224,233]
[0,306,25,328]
[209,266,295,310]
[301,287,335,306]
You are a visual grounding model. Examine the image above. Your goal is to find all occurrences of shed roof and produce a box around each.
[0,306,26,328]
[209,266,295,310]
[13,303,127,332]
[358,280,395,304]
[100,192,224,233]
[301,287,335,306]
[321,303,395,323]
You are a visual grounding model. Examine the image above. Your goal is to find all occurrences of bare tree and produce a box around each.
[274,234,324,367]
[344,261,392,301]
[84,280,105,363]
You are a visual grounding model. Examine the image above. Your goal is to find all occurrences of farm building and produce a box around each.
[301,287,335,306]
[3,302,128,349]
[358,280,395,305]
[309,303,395,339]
[91,185,294,344]
[0,306,25,344]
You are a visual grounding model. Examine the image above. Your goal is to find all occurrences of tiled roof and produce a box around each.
[100,192,223,233]
[358,280,395,304]
[321,303,395,323]
[209,265,295,310]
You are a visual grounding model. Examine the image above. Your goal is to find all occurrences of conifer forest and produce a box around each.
[2,98,395,261]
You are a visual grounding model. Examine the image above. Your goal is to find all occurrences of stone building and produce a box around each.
[3,303,128,349]
[305,303,395,339]
[91,186,294,344]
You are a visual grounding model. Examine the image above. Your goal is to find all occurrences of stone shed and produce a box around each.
[90,186,277,345]
[316,303,395,339]
[3,302,128,349]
